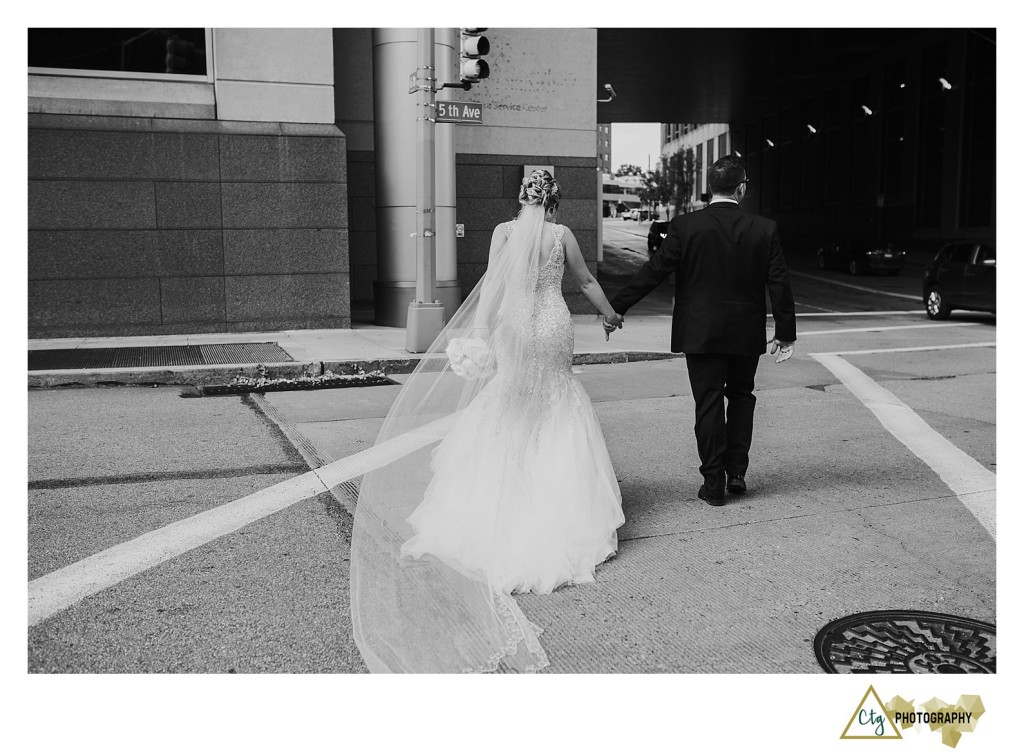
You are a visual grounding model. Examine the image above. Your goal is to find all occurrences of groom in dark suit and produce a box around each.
[604,156,796,505]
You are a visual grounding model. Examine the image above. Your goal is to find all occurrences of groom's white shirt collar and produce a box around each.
[709,196,739,205]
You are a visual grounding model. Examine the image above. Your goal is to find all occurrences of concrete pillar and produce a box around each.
[370,28,460,327]
[596,168,604,262]
[434,29,458,287]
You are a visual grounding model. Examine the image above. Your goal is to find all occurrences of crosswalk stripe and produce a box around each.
[811,353,996,540]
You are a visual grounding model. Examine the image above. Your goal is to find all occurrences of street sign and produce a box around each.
[436,101,483,124]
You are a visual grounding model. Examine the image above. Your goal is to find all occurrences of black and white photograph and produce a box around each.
[15,7,1014,751]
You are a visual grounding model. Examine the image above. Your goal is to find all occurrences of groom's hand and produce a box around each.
[603,313,624,340]
[768,338,795,363]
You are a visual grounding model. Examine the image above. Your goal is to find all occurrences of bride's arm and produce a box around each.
[562,227,618,320]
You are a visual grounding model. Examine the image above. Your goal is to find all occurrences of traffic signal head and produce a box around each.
[459,28,490,84]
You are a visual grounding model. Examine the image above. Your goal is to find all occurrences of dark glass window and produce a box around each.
[921,41,949,93]
[800,97,818,134]
[824,87,842,129]
[883,60,906,111]
[780,106,795,143]
[948,244,974,264]
[882,113,904,196]
[706,138,714,167]
[718,133,728,159]
[851,75,870,121]
[959,32,996,229]
[695,143,704,200]
[28,28,207,76]
[762,144,779,212]
[800,134,821,206]
[780,143,795,208]
[917,96,945,228]
[825,130,845,203]
[850,119,872,200]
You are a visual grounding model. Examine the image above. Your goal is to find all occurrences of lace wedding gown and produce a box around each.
[400,222,625,594]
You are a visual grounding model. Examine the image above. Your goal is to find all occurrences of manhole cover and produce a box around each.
[814,610,996,674]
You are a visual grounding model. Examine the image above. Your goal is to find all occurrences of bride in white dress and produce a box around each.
[351,170,625,673]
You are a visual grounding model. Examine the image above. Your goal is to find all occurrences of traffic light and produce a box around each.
[459,28,490,85]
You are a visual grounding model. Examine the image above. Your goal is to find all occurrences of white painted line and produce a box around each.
[796,322,978,336]
[789,270,921,300]
[810,342,996,357]
[794,302,840,313]
[812,353,995,539]
[790,311,923,318]
[28,415,453,627]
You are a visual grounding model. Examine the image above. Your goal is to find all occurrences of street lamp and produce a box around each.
[598,83,616,103]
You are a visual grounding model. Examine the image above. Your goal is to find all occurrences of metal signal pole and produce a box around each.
[405,27,445,353]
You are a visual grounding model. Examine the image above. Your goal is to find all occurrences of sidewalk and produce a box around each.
[27,315,681,388]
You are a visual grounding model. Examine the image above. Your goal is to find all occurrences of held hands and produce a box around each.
[603,312,624,341]
[768,338,795,363]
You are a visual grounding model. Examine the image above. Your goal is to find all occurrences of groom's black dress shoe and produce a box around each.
[727,474,747,494]
[698,484,726,506]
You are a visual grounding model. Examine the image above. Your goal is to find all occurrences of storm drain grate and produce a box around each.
[814,610,996,674]
[28,342,294,370]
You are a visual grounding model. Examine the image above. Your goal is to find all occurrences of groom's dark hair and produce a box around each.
[708,156,746,194]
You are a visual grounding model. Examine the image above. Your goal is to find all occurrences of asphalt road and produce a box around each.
[26,230,996,674]
[598,217,928,316]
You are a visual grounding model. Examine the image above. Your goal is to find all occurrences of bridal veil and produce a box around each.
[350,202,552,673]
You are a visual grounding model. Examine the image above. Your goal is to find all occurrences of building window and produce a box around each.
[718,133,728,160]
[959,32,995,229]
[882,113,904,197]
[824,87,842,130]
[917,41,949,229]
[883,59,906,111]
[695,143,704,201]
[28,28,209,79]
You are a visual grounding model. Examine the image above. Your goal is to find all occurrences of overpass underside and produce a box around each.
[595,28,995,247]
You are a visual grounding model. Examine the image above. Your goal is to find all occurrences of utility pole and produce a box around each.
[405,28,445,353]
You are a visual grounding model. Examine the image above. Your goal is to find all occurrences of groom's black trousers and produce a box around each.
[684,353,761,495]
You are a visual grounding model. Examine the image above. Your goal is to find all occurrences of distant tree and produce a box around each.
[658,147,695,216]
[614,163,644,177]
[637,170,660,217]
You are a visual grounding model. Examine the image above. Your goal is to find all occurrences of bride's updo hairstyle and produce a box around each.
[519,169,561,216]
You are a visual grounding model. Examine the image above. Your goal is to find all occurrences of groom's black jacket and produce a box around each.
[610,202,796,355]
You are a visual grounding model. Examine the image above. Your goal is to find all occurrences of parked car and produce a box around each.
[621,209,640,221]
[922,240,996,319]
[647,221,669,253]
[816,238,906,275]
